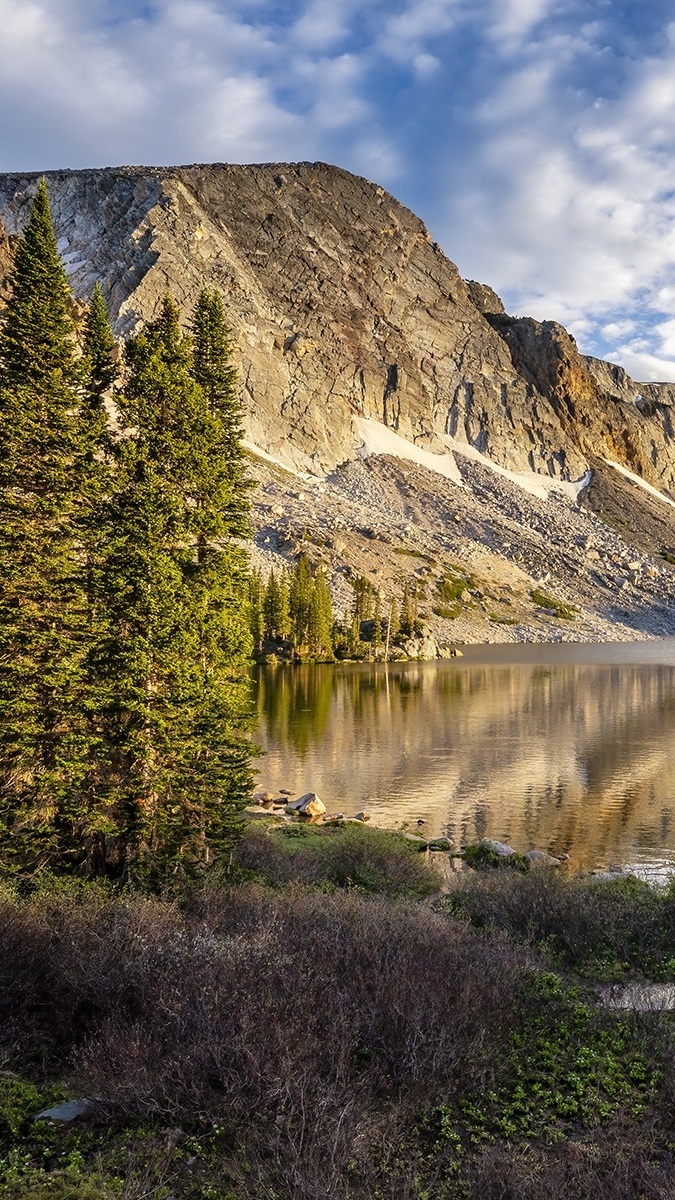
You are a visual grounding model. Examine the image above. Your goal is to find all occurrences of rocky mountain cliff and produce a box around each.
[1,161,675,644]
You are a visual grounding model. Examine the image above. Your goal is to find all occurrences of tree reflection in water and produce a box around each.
[253,650,675,873]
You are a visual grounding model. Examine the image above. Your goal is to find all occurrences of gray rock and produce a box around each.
[428,837,454,852]
[401,625,439,661]
[34,1099,104,1124]
[599,983,675,1012]
[524,849,562,868]
[478,838,515,857]
[285,792,326,817]
[0,163,590,483]
[252,790,274,805]
[403,834,429,850]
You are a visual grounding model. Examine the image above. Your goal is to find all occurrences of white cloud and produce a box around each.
[379,0,463,65]
[607,346,675,385]
[432,5,675,378]
[488,0,558,50]
[413,53,441,78]
[1,0,675,382]
[291,0,358,49]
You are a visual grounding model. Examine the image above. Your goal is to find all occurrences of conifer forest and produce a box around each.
[0,180,253,883]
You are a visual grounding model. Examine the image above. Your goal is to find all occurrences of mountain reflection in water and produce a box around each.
[252,642,675,873]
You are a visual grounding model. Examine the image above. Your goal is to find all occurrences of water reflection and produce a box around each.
[252,643,675,872]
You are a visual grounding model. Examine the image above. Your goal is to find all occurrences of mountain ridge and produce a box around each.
[1,160,675,644]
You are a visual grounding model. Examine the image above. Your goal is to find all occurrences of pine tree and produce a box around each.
[277,570,291,641]
[191,287,250,539]
[308,568,334,658]
[289,553,314,651]
[88,296,253,879]
[264,570,290,643]
[389,598,400,640]
[401,583,415,637]
[349,612,361,657]
[249,569,265,652]
[81,282,117,453]
[352,575,374,625]
[372,592,383,655]
[0,179,76,389]
[0,179,92,873]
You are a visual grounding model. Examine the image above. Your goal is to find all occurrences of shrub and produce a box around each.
[236,823,441,897]
[445,870,675,980]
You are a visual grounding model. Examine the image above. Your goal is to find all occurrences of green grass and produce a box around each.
[530,588,578,620]
[432,571,477,619]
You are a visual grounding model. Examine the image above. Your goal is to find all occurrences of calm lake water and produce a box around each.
[252,641,675,875]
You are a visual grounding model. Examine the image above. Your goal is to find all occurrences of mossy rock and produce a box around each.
[463,842,530,873]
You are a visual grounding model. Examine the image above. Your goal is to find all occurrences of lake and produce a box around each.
[252,640,675,876]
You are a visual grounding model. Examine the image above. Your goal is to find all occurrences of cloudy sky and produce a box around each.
[2,0,675,381]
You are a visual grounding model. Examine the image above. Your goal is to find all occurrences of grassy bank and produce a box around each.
[3,828,675,1199]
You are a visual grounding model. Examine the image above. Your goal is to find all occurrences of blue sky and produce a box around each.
[2,0,675,381]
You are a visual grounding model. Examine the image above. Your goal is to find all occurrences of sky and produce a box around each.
[2,0,675,381]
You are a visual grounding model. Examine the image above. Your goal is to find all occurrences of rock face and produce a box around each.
[486,313,675,494]
[2,161,675,644]
[0,162,601,479]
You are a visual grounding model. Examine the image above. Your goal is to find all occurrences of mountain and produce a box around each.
[1,161,675,645]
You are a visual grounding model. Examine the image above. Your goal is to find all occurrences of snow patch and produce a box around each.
[603,458,675,510]
[443,435,591,502]
[354,417,589,503]
[355,418,462,484]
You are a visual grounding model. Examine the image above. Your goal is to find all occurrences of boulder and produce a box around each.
[354,811,371,822]
[524,849,562,868]
[285,792,326,817]
[34,1099,105,1124]
[252,790,274,805]
[478,838,515,857]
[401,624,439,660]
[403,833,428,850]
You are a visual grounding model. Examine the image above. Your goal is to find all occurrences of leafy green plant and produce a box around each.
[422,972,658,1156]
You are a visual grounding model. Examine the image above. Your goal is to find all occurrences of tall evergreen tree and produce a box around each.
[389,598,400,640]
[401,583,415,637]
[88,296,253,879]
[0,179,91,873]
[264,569,291,643]
[307,568,334,658]
[289,553,314,651]
[81,282,117,453]
[249,568,264,653]
[372,592,383,655]
[191,287,250,539]
[277,570,291,641]
[0,179,76,389]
